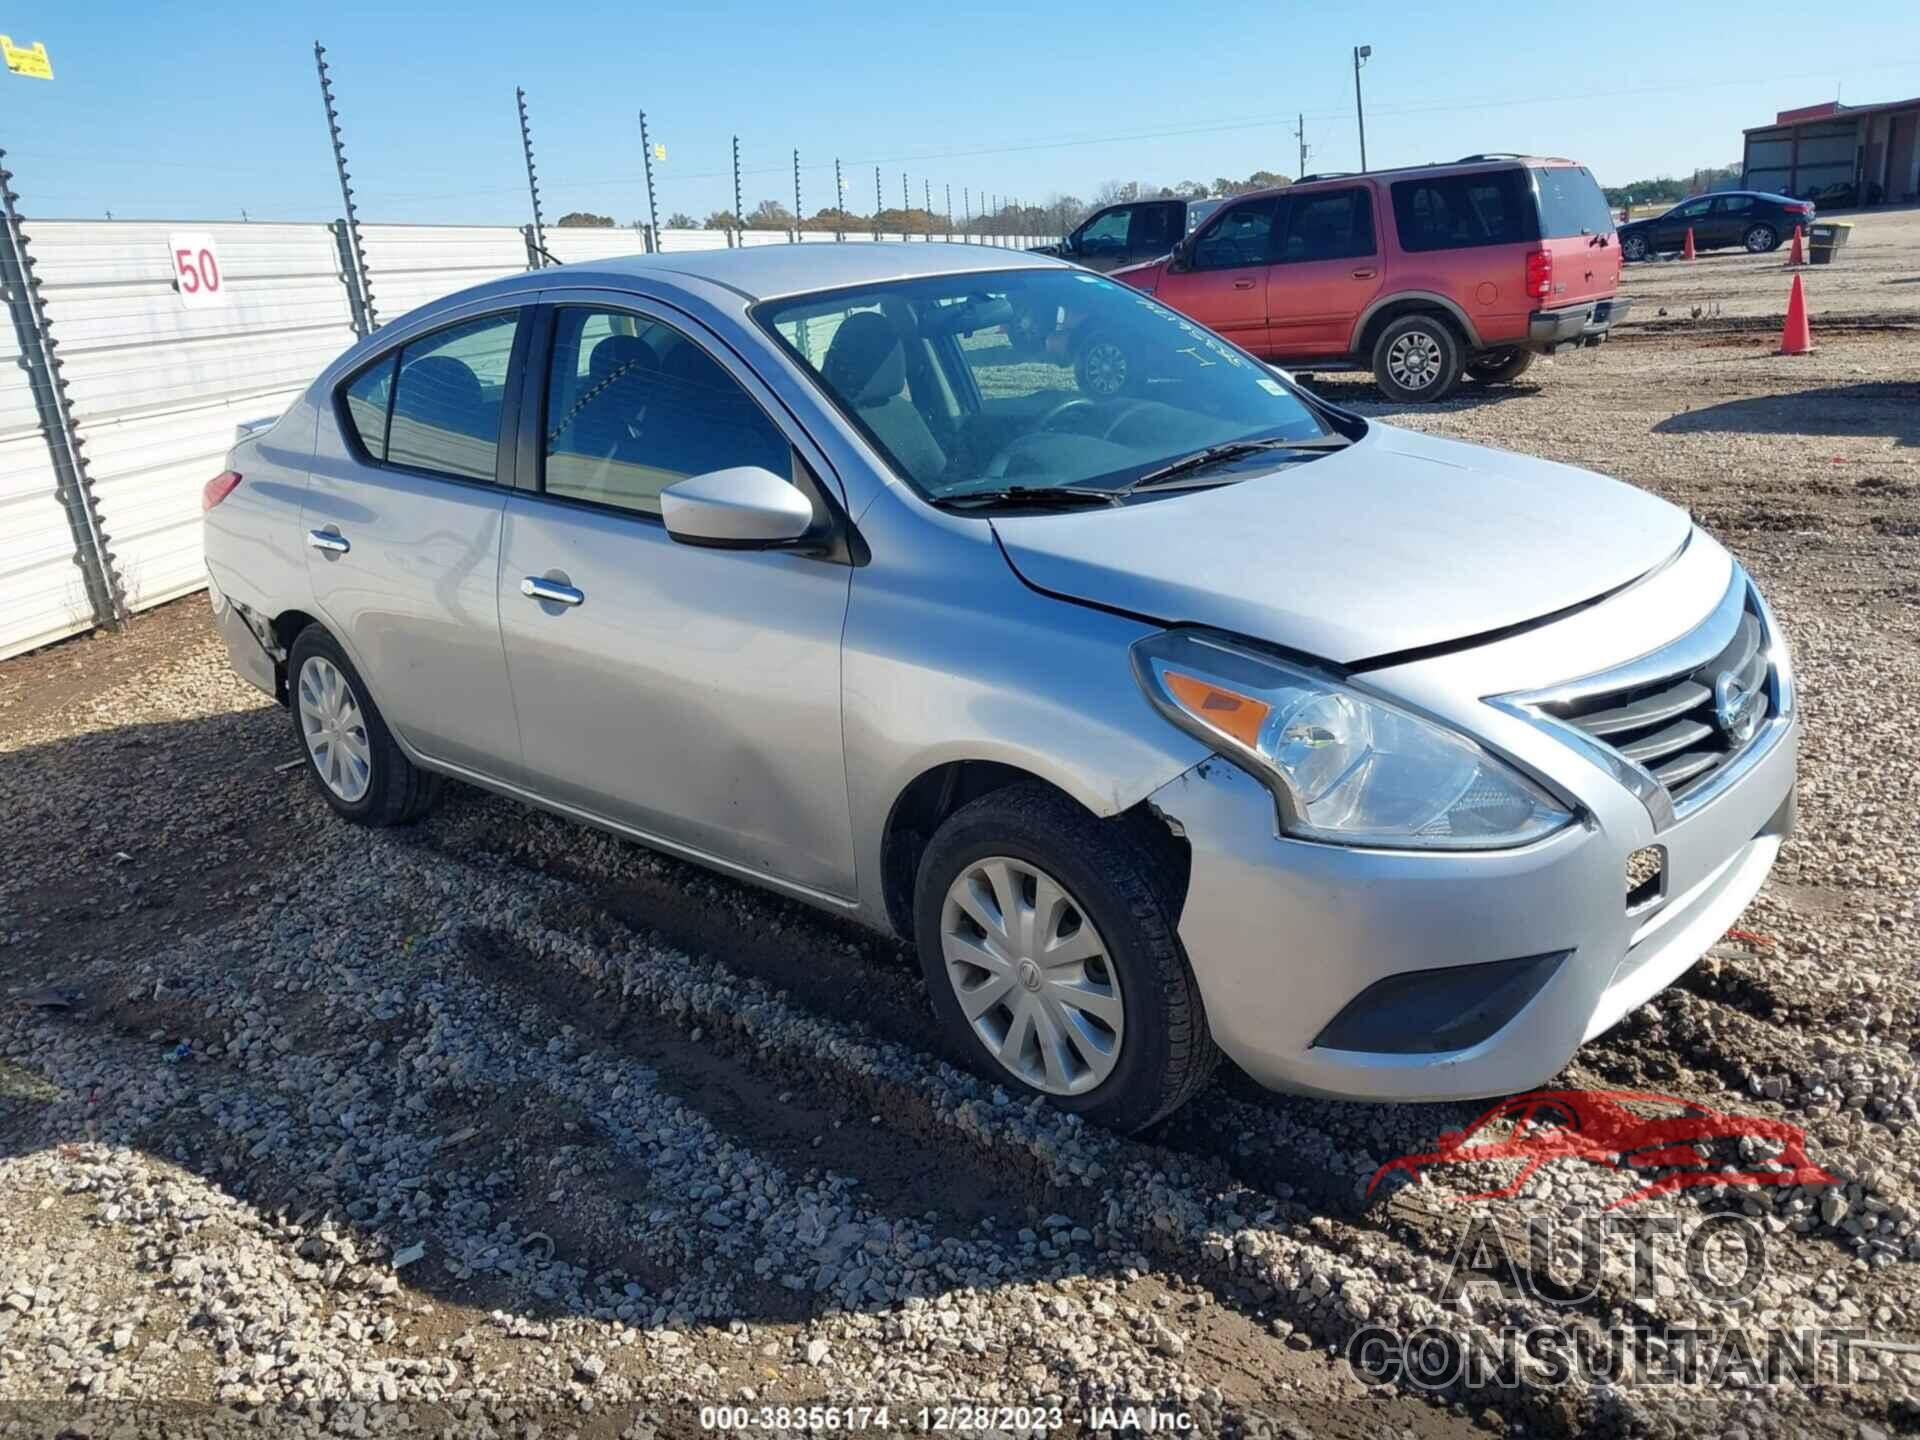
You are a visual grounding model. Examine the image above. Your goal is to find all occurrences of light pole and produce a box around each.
[1352,45,1372,172]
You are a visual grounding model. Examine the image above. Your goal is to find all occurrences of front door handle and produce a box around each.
[521,576,585,607]
[1351,267,1379,279]
[307,529,350,554]
[1232,278,1257,290]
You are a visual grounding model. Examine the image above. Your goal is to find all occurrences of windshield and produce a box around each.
[756,269,1334,504]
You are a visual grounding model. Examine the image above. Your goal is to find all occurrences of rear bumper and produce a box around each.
[1149,687,1795,1104]
[208,575,280,700]
[1528,296,1630,352]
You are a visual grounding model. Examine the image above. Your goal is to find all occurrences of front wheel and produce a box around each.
[288,625,440,826]
[1371,313,1464,404]
[1074,333,1136,397]
[1744,223,1779,254]
[1621,232,1649,262]
[914,784,1218,1132]
[1465,349,1536,384]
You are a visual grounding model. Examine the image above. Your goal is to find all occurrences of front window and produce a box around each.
[757,269,1337,506]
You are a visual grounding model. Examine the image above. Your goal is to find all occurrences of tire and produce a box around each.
[913,783,1218,1132]
[287,625,439,827]
[1465,349,1536,384]
[1620,232,1649,262]
[1370,313,1464,404]
[1744,223,1779,254]
[1074,332,1136,398]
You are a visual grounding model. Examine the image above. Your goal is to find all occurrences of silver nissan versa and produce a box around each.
[203,244,1797,1131]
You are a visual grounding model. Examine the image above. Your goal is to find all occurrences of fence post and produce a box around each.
[732,135,744,249]
[637,111,660,253]
[0,152,124,632]
[516,87,548,265]
[314,42,376,333]
[330,220,372,335]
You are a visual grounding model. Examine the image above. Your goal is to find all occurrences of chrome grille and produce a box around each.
[1545,595,1773,804]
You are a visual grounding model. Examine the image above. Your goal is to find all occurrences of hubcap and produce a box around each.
[1747,227,1774,252]
[297,656,372,803]
[1386,330,1444,391]
[941,857,1124,1096]
[1083,343,1127,396]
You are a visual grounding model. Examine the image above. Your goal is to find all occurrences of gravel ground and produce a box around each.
[2,207,1918,1439]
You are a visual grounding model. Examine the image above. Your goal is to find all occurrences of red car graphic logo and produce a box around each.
[1367,1088,1837,1209]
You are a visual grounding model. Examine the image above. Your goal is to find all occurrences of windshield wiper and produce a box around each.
[935,484,1121,511]
[1128,434,1349,491]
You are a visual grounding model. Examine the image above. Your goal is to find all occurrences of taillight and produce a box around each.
[1788,202,1812,214]
[1524,248,1553,301]
[203,471,242,511]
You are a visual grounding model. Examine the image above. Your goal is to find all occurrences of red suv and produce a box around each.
[1108,156,1628,403]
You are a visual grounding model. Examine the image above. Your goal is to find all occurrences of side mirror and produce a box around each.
[661,466,816,549]
[1168,237,1193,272]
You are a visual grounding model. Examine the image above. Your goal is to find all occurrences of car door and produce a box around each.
[1265,186,1384,359]
[1151,197,1280,353]
[303,303,529,779]
[1655,197,1711,250]
[1125,201,1182,264]
[1707,194,1754,247]
[496,296,857,896]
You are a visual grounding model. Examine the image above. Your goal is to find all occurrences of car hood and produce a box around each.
[989,423,1691,665]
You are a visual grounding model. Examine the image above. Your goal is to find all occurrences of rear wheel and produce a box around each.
[1621,232,1649,262]
[288,625,439,827]
[1465,349,1536,384]
[914,783,1218,1132]
[1744,223,1779,254]
[1371,313,1464,403]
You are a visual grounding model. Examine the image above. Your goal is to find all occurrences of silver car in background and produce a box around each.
[203,244,1797,1131]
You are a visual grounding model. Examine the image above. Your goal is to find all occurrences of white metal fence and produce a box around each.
[0,217,1059,661]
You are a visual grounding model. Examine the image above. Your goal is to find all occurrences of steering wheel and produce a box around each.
[1098,400,1157,442]
[1035,395,1098,432]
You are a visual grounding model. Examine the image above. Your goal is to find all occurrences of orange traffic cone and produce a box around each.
[1778,274,1812,355]
[1683,227,1696,260]
[1787,224,1805,266]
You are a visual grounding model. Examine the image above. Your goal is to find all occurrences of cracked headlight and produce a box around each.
[1133,630,1575,850]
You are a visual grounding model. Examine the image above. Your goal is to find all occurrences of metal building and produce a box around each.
[1742,96,1920,205]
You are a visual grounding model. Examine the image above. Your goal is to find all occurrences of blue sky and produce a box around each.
[6,1,1919,225]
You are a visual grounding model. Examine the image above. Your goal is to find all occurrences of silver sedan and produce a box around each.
[203,244,1796,1130]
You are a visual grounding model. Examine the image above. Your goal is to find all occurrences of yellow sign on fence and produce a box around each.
[0,37,53,80]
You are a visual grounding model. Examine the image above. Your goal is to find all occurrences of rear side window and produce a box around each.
[1531,165,1616,238]
[385,312,521,481]
[1391,169,1535,252]
[1277,188,1376,262]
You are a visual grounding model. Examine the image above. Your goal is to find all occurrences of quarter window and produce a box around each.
[340,353,396,459]
[543,307,792,517]
[1277,188,1376,262]
[381,312,521,481]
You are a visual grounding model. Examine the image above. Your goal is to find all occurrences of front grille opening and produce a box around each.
[1626,844,1666,912]
[1549,601,1771,805]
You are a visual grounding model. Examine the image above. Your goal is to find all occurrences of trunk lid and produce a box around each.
[989,422,1690,665]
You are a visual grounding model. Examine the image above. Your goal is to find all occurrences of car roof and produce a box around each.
[466,241,1066,306]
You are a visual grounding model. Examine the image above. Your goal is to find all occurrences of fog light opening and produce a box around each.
[1626,845,1667,913]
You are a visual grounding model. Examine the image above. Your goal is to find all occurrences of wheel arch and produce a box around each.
[879,757,1189,940]
[1350,293,1481,357]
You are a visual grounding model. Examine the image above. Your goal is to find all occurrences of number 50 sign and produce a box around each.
[168,232,228,308]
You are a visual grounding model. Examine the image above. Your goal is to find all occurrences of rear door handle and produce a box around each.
[1351,267,1379,279]
[307,529,350,554]
[521,576,585,607]
[1232,278,1257,289]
